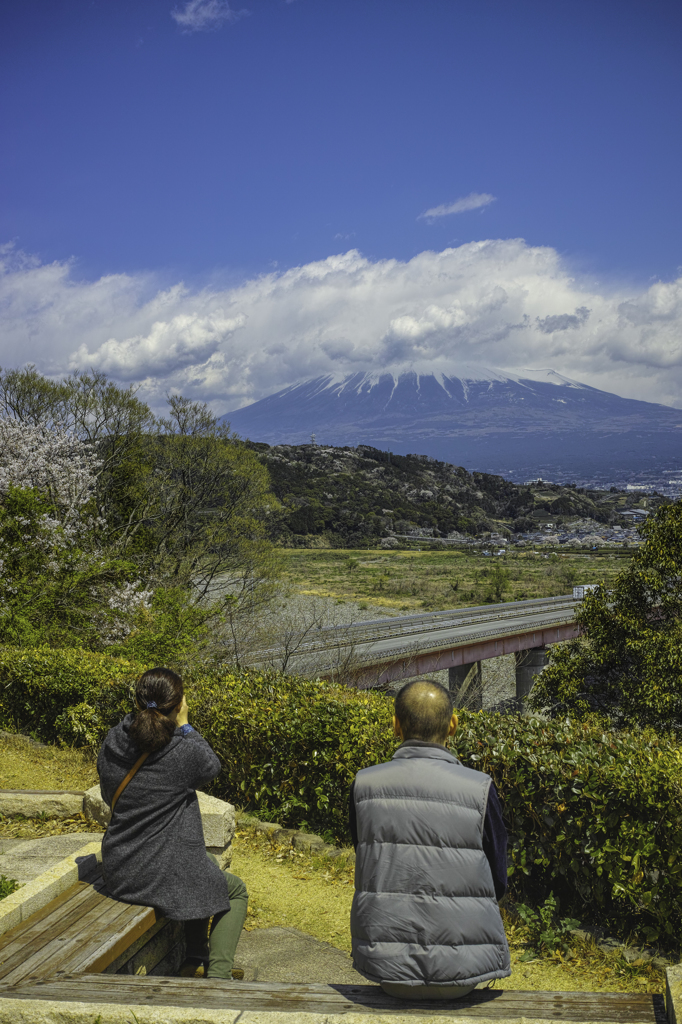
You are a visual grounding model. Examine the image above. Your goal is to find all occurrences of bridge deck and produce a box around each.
[255,594,581,686]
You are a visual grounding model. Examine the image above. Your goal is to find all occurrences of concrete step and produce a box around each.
[0,835,103,883]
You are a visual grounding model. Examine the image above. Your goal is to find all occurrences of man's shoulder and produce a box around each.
[355,754,491,787]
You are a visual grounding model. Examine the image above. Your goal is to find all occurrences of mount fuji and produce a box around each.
[222,366,682,483]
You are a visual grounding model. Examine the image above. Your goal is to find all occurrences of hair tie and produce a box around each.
[146,701,158,710]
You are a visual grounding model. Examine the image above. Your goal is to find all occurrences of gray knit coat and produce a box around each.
[97,713,230,921]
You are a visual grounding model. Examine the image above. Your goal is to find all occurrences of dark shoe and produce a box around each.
[182,955,209,977]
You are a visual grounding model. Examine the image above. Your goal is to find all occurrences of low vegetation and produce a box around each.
[280,546,628,612]
[1,646,680,950]
[0,733,98,792]
[0,876,20,900]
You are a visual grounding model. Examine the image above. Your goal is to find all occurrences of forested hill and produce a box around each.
[247,442,662,546]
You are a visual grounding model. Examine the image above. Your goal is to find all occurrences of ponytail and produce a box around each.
[129,668,184,753]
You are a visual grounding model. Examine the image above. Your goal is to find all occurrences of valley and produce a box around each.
[280,546,628,613]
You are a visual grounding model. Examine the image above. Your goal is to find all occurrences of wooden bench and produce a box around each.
[0,864,184,985]
[0,974,668,1022]
[0,864,669,1023]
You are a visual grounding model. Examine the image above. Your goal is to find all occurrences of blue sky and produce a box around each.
[1,0,681,412]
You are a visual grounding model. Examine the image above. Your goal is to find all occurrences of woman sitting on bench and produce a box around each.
[98,667,248,980]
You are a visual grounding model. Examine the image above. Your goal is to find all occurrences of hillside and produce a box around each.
[249,442,664,547]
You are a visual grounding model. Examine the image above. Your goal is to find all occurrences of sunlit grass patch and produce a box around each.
[232,823,666,994]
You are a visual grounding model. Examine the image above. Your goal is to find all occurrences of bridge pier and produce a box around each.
[448,662,482,711]
[515,647,548,712]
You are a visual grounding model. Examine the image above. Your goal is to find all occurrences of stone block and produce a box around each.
[84,784,111,826]
[254,821,281,835]
[324,847,355,862]
[207,845,232,870]
[292,833,326,853]
[197,791,235,848]
[667,963,682,1024]
[0,789,84,819]
[0,999,246,1024]
[0,833,105,884]
[269,828,298,844]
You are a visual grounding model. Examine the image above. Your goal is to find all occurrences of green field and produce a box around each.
[281,547,630,612]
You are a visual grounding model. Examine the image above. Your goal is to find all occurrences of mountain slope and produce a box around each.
[223,366,682,482]
[248,441,662,547]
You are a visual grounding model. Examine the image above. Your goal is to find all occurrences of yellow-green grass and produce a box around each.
[281,547,630,612]
[0,735,102,838]
[232,827,663,994]
[0,735,98,793]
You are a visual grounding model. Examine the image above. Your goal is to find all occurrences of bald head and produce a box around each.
[394,679,455,744]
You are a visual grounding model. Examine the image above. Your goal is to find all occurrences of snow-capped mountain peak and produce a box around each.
[223,365,682,481]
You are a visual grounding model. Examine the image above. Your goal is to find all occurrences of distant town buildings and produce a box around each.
[389,519,644,550]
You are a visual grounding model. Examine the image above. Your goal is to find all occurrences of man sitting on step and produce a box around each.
[349,678,511,1000]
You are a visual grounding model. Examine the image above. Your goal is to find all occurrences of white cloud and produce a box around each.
[171,0,248,32]
[70,312,247,380]
[419,193,496,221]
[2,239,682,414]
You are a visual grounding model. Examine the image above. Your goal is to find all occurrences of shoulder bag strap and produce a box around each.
[110,752,150,814]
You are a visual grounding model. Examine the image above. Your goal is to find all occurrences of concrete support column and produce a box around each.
[515,647,548,712]
[449,661,482,711]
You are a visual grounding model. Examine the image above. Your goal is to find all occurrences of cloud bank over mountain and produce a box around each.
[1,239,682,414]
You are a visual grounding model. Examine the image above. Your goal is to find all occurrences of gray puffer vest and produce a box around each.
[351,743,511,987]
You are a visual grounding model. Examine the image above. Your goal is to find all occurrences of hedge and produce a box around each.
[0,647,143,746]
[1,645,682,946]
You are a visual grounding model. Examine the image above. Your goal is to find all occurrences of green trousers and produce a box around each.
[185,860,249,980]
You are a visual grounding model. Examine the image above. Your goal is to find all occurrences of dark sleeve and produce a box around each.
[482,782,508,901]
[181,728,222,789]
[349,779,358,850]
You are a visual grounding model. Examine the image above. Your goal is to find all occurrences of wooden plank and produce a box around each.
[0,889,120,985]
[0,861,159,984]
[73,904,159,975]
[22,899,147,984]
[0,882,100,979]
[103,917,167,975]
[1,889,139,985]
[0,975,665,1023]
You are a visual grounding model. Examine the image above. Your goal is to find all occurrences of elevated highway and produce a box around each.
[264,594,580,691]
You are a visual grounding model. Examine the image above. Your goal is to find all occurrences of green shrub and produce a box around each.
[187,668,395,839]
[529,500,682,730]
[515,893,579,958]
[455,712,682,946]
[0,647,144,744]
[3,645,682,946]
